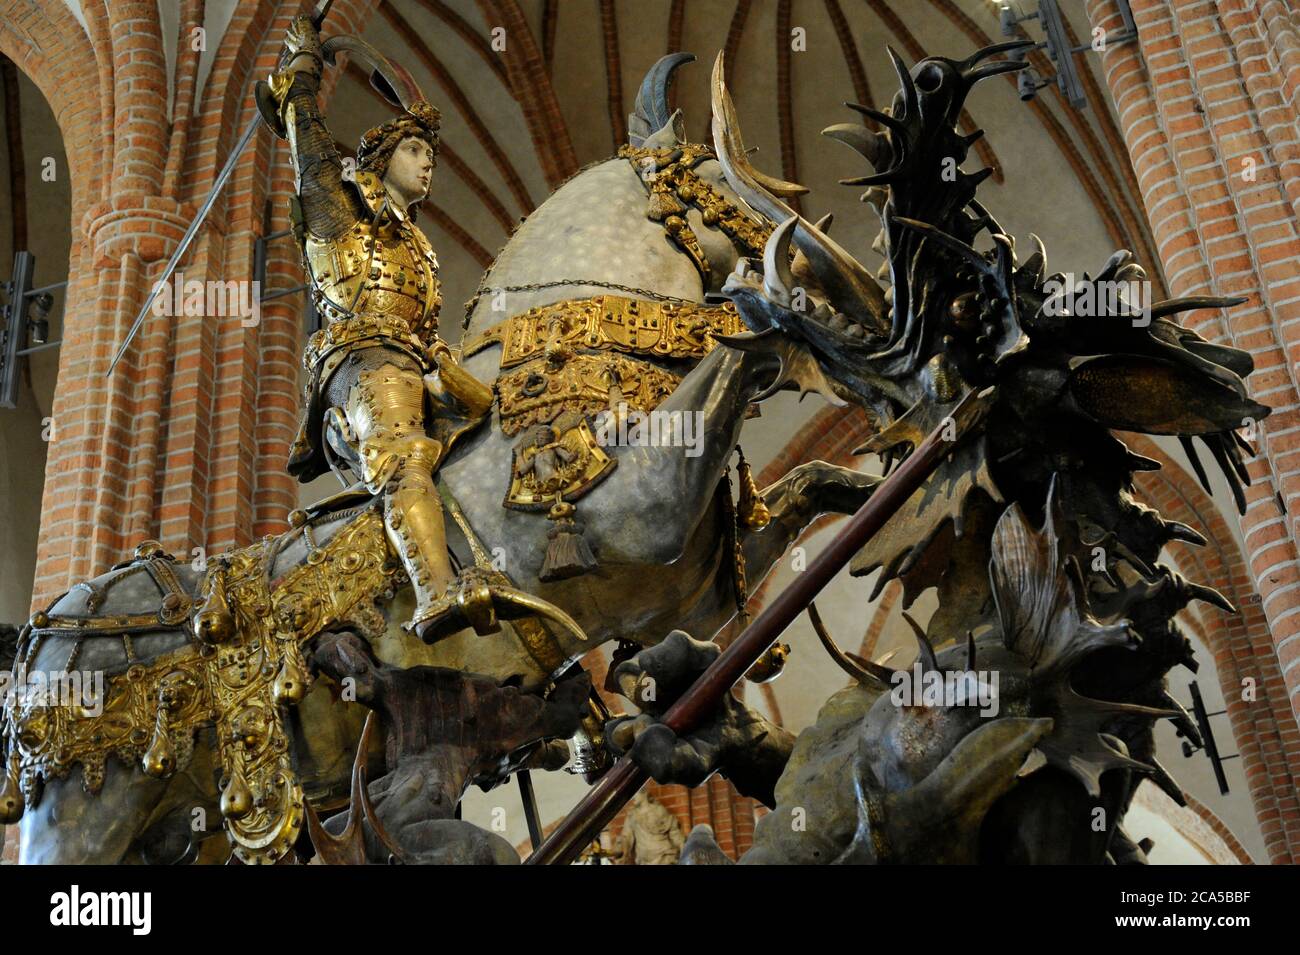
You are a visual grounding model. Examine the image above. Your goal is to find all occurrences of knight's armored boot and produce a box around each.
[346,361,538,644]
[345,362,462,634]
[385,445,458,632]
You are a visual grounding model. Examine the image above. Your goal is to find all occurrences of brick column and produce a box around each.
[23,0,381,610]
[1088,0,1300,724]
[0,0,108,869]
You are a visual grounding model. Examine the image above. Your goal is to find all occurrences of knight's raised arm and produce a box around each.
[259,15,361,239]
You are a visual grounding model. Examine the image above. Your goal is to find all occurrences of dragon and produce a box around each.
[607,43,1268,864]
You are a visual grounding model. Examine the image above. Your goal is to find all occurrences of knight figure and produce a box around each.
[260,16,494,642]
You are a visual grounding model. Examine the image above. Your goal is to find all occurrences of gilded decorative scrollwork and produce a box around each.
[495,351,683,439]
[5,651,211,804]
[1,506,399,864]
[618,142,774,277]
[463,294,745,371]
[468,294,748,527]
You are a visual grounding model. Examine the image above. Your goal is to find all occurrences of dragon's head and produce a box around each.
[713,46,1268,618]
[711,46,1033,438]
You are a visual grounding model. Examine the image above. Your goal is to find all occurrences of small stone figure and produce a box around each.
[613,789,685,865]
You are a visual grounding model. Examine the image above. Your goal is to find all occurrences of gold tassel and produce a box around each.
[0,754,23,825]
[539,496,598,582]
[272,647,310,706]
[221,767,254,820]
[736,447,770,529]
[193,566,237,645]
[745,642,791,683]
[141,709,177,779]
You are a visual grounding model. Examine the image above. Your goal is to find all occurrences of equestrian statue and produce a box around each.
[0,21,880,864]
[1,15,1267,865]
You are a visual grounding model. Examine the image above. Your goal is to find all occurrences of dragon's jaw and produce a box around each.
[722,261,918,429]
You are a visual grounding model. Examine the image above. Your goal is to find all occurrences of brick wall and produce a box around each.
[0,0,381,611]
[1089,0,1300,722]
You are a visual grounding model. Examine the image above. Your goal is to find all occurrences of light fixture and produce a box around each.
[996,0,1138,111]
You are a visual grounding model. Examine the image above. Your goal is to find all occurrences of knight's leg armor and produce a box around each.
[344,361,454,632]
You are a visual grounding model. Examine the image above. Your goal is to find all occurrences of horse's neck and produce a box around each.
[459,156,719,343]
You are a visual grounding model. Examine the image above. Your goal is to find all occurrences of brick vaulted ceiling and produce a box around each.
[315,0,1168,325]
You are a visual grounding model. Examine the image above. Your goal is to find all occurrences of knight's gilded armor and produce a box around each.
[264,51,492,637]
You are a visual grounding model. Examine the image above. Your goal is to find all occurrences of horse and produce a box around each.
[4,55,880,864]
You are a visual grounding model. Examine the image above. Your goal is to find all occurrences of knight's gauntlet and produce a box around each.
[283,15,324,77]
[257,16,324,140]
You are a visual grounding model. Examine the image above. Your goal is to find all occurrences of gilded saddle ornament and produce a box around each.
[2,509,399,864]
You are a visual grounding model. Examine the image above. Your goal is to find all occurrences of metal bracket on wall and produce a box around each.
[253,225,319,338]
[0,250,65,409]
[1180,680,1239,796]
[997,0,1138,110]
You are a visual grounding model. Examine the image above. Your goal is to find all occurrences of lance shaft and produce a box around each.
[526,387,992,865]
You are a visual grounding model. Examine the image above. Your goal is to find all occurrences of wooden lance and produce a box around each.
[527,387,993,865]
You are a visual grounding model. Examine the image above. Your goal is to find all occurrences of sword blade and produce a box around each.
[105,113,260,377]
[105,0,336,378]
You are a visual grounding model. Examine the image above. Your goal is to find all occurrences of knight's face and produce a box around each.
[384,135,435,205]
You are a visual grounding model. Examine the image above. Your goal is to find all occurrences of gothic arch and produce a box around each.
[0,0,101,235]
